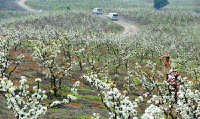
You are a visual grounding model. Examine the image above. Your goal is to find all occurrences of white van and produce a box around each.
[107,13,119,20]
[93,8,103,14]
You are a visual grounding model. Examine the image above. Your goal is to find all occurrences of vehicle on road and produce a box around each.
[93,8,103,14]
[38,9,44,12]
[107,13,119,20]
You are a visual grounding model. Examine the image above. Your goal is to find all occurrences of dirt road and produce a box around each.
[101,14,138,35]
[17,0,37,12]
[113,19,138,35]
[17,0,138,35]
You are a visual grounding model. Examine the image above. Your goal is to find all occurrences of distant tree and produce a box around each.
[153,0,169,10]
[67,6,71,10]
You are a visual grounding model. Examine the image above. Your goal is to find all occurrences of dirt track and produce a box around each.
[17,0,37,12]
[17,0,138,35]
[99,13,138,35]
[113,19,138,35]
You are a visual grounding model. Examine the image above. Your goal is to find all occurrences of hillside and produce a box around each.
[0,0,200,119]
[0,0,23,10]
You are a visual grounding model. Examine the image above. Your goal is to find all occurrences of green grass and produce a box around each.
[24,71,33,76]
[73,114,89,119]
[108,23,124,33]
[77,94,101,101]
[73,113,108,119]
[51,108,62,113]
[26,0,144,11]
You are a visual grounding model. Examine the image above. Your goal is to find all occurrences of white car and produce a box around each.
[107,13,119,20]
[38,9,44,12]
[93,8,103,14]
